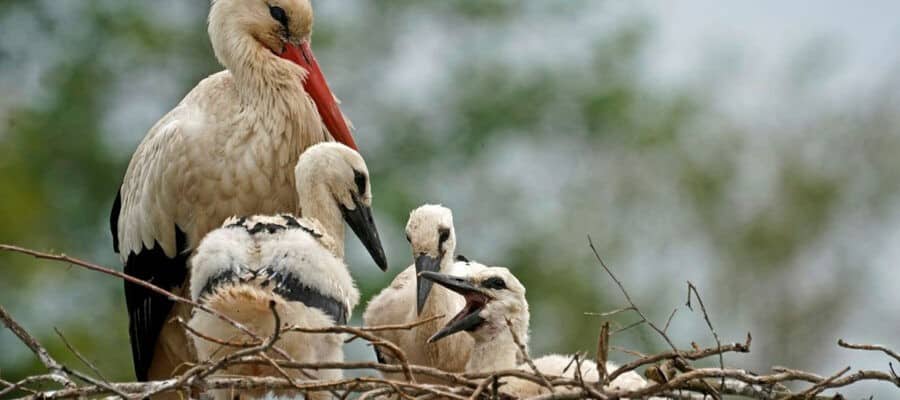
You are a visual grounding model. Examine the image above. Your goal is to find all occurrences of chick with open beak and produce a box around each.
[421,268,527,345]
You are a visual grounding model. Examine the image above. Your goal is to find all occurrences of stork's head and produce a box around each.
[208,0,358,150]
[405,204,457,315]
[295,142,387,271]
[423,267,529,344]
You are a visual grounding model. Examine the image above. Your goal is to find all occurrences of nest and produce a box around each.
[1,243,898,399]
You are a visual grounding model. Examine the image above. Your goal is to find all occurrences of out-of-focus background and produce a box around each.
[1,0,898,397]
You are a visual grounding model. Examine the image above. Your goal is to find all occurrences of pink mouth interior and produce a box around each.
[447,291,490,325]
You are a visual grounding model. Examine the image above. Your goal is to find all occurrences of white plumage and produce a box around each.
[188,215,358,400]
[422,267,653,398]
[110,0,364,382]
[363,205,476,381]
[187,141,386,400]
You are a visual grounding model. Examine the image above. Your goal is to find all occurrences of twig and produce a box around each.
[0,244,267,349]
[505,318,553,392]
[686,281,725,393]
[663,307,680,333]
[586,237,685,355]
[284,324,417,383]
[596,322,610,386]
[838,339,900,363]
[176,316,258,348]
[0,306,74,388]
[588,236,721,399]
[583,307,635,318]
[356,314,445,333]
[791,366,850,399]
[0,375,64,398]
[467,374,495,400]
[608,334,751,382]
[53,328,108,382]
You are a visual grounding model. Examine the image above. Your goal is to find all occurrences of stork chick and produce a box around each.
[423,268,653,398]
[187,142,383,399]
[111,0,372,383]
[363,205,476,381]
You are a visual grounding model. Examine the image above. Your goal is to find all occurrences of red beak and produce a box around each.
[280,41,358,151]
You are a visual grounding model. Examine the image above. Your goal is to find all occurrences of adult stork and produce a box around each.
[109,0,383,383]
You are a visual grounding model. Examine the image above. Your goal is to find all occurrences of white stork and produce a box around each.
[109,0,385,382]
[186,142,378,399]
[362,205,477,381]
[422,268,653,397]
[188,214,357,400]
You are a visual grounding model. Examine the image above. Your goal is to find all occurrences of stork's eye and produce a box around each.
[482,277,507,290]
[438,227,450,244]
[353,170,367,196]
[269,5,289,27]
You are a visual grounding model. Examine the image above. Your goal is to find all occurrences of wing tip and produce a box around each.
[110,189,122,253]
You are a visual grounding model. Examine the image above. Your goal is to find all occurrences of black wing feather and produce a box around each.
[110,190,121,253]
[121,226,189,381]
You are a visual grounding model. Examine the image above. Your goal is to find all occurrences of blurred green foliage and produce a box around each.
[1,1,898,398]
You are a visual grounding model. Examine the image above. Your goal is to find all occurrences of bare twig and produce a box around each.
[587,236,723,399]
[0,245,267,347]
[583,307,635,318]
[505,318,553,392]
[791,366,850,399]
[686,281,725,392]
[838,339,900,363]
[0,306,74,388]
[596,322,610,385]
[284,324,417,383]
[663,307,680,334]
[355,314,445,333]
[53,328,108,382]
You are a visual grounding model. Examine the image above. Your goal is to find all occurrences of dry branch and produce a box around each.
[2,242,899,400]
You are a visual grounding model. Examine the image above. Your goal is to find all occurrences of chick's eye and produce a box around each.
[438,228,450,244]
[482,277,507,290]
[269,5,289,27]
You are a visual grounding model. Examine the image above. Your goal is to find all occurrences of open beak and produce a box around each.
[420,271,489,343]
[414,254,442,315]
[340,196,387,271]
[279,41,358,151]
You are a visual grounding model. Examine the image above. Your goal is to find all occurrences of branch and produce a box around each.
[0,306,74,388]
[838,339,900,363]
[686,281,726,392]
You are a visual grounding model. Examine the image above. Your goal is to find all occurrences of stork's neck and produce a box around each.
[222,36,311,109]
[466,331,520,373]
[296,184,346,259]
[465,313,530,373]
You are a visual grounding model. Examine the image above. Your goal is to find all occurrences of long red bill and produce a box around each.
[280,41,358,151]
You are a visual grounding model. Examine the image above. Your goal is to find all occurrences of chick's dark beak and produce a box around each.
[419,271,488,343]
[415,254,442,315]
[340,196,387,271]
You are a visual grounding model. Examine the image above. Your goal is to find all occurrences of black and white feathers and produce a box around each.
[187,214,360,400]
[189,214,359,325]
